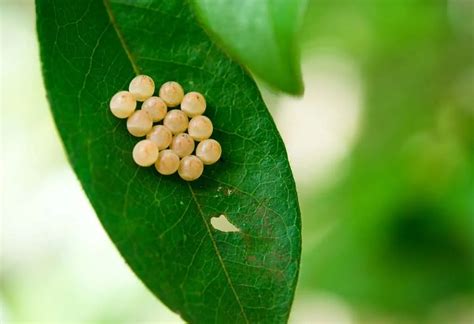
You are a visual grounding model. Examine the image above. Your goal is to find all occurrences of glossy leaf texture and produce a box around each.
[36,0,301,323]
[192,0,306,95]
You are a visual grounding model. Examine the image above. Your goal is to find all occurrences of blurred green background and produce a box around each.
[1,0,473,323]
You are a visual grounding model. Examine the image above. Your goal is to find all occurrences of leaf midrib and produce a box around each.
[102,0,249,322]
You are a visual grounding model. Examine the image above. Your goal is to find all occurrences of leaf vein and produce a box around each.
[188,183,250,324]
[102,1,252,321]
[103,0,140,75]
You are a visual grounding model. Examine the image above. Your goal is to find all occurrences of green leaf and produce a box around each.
[36,0,301,323]
[192,0,306,95]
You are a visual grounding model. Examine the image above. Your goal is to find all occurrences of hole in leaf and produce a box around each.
[210,215,240,232]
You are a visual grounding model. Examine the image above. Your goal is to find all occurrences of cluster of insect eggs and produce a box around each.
[109,75,222,181]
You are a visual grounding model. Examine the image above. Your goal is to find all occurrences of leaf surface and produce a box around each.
[36,0,301,322]
[192,0,306,95]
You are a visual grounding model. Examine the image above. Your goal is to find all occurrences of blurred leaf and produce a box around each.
[298,0,474,316]
[36,0,301,322]
[192,0,306,95]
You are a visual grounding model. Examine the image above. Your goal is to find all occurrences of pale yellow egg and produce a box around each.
[127,110,153,137]
[159,81,184,107]
[188,115,213,141]
[196,139,221,165]
[146,125,172,150]
[132,139,159,167]
[109,90,136,118]
[155,149,180,175]
[178,155,204,181]
[129,75,155,101]
[181,91,206,117]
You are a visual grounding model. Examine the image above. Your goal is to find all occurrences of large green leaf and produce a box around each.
[36,0,301,322]
[192,0,306,95]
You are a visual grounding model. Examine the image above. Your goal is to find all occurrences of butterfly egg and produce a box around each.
[163,109,188,134]
[127,110,153,137]
[155,149,180,175]
[129,75,155,101]
[181,91,206,117]
[188,115,213,141]
[178,155,204,181]
[159,81,184,107]
[142,96,167,122]
[146,125,172,150]
[132,139,159,167]
[196,139,222,165]
[170,133,195,158]
[109,90,137,118]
